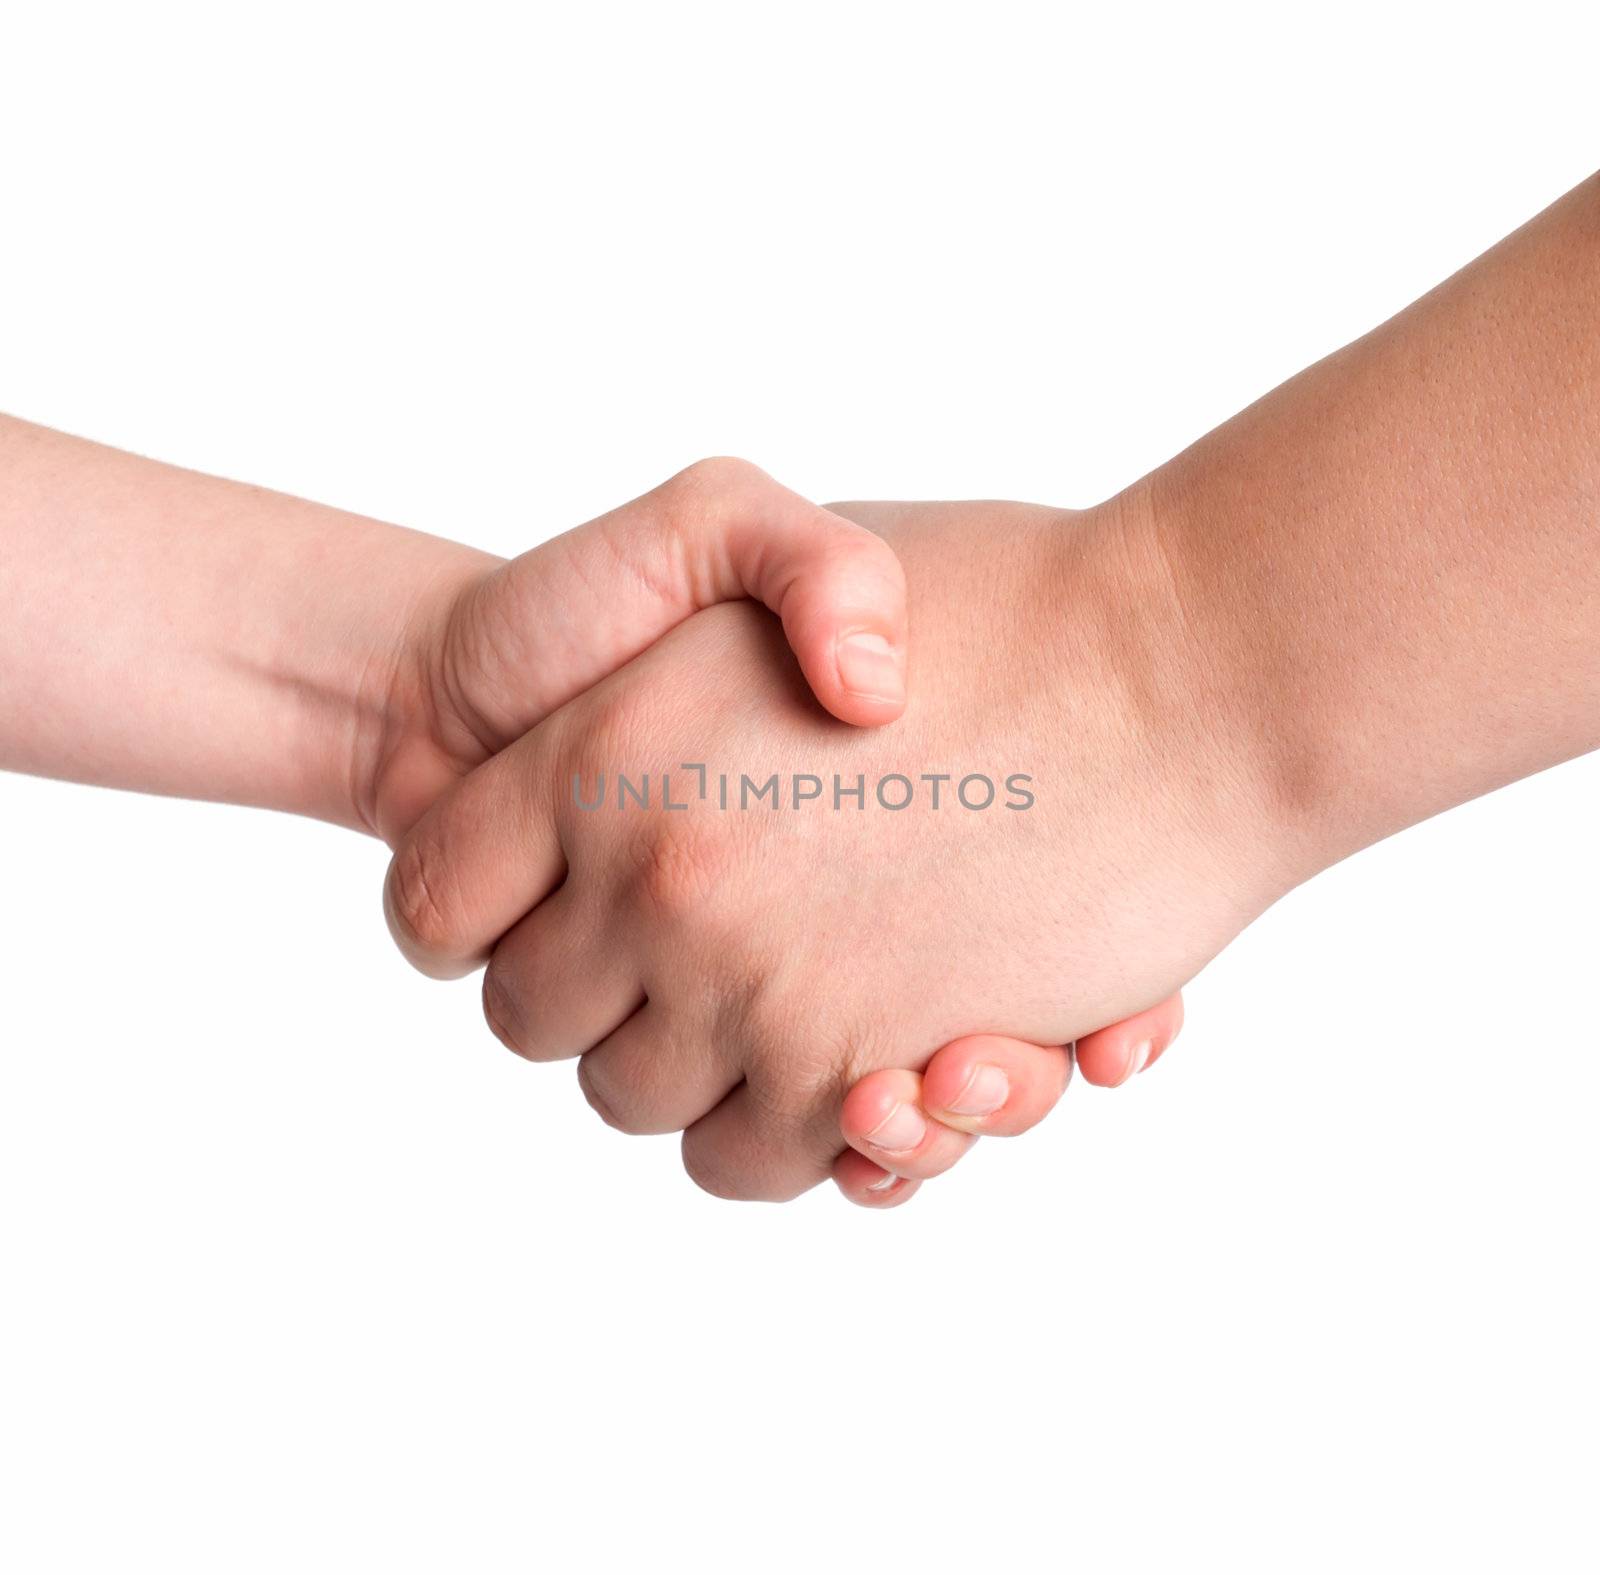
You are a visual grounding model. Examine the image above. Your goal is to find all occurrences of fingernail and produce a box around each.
[1123,1040,1153,1084]
[945,1062,1009,1117]
[836,631,904,703]
[863,1100,925,1153]
[866,1171,902,1193]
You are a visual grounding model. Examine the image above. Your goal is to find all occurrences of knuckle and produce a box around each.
[480,964,527,1058]
[576,1058,651,1135]
[564,688,648,787]
[386,835,466,965]
[629,822,724,921]
[750,1023,887,1161]
[679,1137,752,1202]
[675,454,759,494]
[656,457,764,532]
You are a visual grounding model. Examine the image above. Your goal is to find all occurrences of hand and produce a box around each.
[386,492,1281,1200]
[357,456,912,844]
[0,420,1174,1167]
[370,461,1192,1201]
[832,993,1186,1208]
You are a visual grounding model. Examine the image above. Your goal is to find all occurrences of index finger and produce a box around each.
[383,722,565,979]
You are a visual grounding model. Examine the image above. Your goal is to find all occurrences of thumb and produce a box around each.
[445,456,907,749]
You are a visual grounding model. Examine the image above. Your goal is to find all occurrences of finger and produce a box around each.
[1074,992,1185,1087]
[832,1148,922,1209]
[383,724,564,979]
[447,456,907,741]
[839,1067,977,1179]
[479,885,644,1061]
[917,1033,1074,1137]
[679,1081,837,1204]
[576,1002,742,1135]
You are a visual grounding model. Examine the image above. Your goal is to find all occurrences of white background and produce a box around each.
[2,3,1597,1570]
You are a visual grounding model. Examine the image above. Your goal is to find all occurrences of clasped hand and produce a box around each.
[381,467,1236,1203]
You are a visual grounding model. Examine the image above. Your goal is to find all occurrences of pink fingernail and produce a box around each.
[1124,1040,1152,1083]
[866,1172,902,1193]
[836,631,904,703]
[863,1100,925,1153]
[945,1063,1009,1117]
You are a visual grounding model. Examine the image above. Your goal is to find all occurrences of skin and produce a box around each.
[387,499,1248,1200]
[384,171,1600,1202]
[0,420,1175,1189]
[834,997,1183,1209]
[0,432,914,836]
[839,166,1600,1204]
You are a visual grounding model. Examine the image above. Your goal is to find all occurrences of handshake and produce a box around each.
[374,457,1227,1205]
[10,176,1593,1206]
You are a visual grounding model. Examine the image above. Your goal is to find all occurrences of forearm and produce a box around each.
[0,417,495,830]
[1146,172,1600,883]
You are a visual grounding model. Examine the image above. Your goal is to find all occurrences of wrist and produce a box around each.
[0,414,503,836]
[1054,482,1311,910]
[1139,455,1403,896]
[273,507,500,841]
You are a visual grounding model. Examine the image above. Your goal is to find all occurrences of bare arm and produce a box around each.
[0,417,472,828]
[1149,171,1600,881]
[381,171,1600,1203]
[0,427,909,840]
